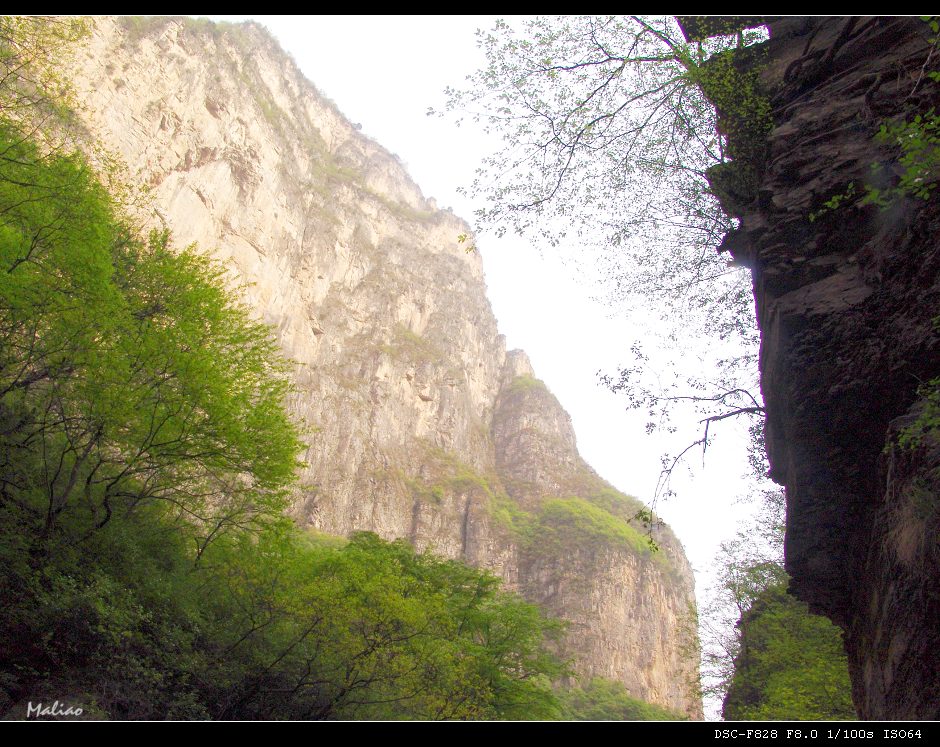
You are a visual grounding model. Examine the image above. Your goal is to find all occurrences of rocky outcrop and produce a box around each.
[69,17,701,717]
[693,16,940,719]
[492,351,698,710]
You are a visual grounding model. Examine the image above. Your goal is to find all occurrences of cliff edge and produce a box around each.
[693,16,940,719]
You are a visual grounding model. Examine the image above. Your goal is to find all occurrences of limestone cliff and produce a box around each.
[684,16,940,719]
[69,17,701,717]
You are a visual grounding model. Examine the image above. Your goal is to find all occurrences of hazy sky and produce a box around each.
[203,14,762,614]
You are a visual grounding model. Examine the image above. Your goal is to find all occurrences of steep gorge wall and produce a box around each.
[70,17,701,717]
[702,16,940,719]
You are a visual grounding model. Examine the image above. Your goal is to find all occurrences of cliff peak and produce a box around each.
[502,349,535,380]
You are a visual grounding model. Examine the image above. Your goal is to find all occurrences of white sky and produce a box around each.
[203,14,763,715]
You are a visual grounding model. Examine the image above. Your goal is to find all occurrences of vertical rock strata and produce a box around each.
[69,17,701,717]
[698,16,940,719]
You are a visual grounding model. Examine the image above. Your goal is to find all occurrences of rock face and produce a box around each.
[700,16,940,719]
[69,17,701,718]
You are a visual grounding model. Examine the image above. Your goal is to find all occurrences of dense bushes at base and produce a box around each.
[721,583,855,721]
[560,678,685,721]
[0,510,568,719]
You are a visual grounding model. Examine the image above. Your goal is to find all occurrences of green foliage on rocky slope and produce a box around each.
[525,497,652,557]
[722,584,855,721]
[561,678,685,720]
[401,444,666,563]
[508,374,547,393]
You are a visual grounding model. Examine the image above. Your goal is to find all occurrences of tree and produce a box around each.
[201,529,567,720]
[698,488,788,706]
[0,90,314,713]
[0,118,304,551]
[1,15,306,553]
[437,16,774,508]
[0,16,90,144]
[438,15,767,339]
[721,583,855,721]
[697,488,855,720]
[1,503,569,719]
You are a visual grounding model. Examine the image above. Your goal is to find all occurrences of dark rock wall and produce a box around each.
[721,16,940,718]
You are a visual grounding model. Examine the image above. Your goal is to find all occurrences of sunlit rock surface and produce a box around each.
[70,16,702,718]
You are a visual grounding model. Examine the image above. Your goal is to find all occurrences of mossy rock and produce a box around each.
[507,374,547,394]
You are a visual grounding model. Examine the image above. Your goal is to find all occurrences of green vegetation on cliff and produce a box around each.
[400,446,664,562]
[722,583,855,721]
[561,678,685,721]
[507,374,547,394]
[529,497,652,556]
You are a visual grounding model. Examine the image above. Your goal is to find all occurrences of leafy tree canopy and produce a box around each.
[560,677,685,721]
[0,122,303,552]
[721,583,855,721]
[437,15,768,339]
[0,15,89,144]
